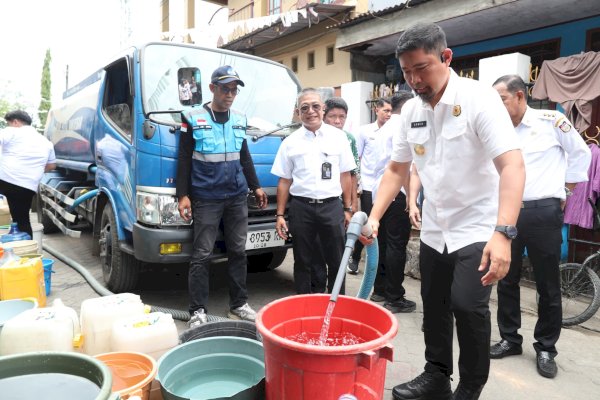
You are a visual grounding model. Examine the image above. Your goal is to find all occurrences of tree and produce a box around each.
[38,48,52,129]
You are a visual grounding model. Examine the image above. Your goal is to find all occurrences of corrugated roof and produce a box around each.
[221,3,354,52]
[330,0,432,29]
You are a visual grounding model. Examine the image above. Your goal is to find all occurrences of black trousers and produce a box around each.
[351,190,373,261]
[0,179,36,237]
[188,194,248,314]
[420,241,492,386]
[497,199,563,356]
[373,192,411,301]
[289,197,346,295]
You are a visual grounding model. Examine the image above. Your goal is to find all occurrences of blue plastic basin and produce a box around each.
[157,336,265,400]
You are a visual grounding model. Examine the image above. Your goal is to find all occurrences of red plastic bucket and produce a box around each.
[256,294,398,400]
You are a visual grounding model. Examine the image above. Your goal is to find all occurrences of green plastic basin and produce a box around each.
[157,336,264,400]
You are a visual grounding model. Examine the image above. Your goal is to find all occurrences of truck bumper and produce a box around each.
[132,222,292,264]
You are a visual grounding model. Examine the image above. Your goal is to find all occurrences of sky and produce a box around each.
[0,0,225,120]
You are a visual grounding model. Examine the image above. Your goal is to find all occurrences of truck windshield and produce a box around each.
[141,43,301,131]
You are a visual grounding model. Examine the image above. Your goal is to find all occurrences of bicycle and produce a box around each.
[558,198,600,326]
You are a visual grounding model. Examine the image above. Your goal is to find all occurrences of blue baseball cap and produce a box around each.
[211,65,245,86]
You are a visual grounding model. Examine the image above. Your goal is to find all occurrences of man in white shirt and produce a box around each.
[490,74,591,379]
[0,110,56,237]
[348,98,392,278]
[365,24,525,399]
[370,91,417,314]
[272,88,355,294]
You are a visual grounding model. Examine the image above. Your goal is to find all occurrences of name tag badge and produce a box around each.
[411,121,427,128]
[321,162,332,180]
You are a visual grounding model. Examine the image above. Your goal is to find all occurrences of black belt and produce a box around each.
[292,196,339,204]
[521,198,560,209]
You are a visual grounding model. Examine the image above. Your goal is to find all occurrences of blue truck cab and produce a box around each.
[39,42,301,292]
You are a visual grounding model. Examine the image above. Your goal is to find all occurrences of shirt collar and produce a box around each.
[416,68,457,110]
[519,106,535,127]
[438,69,459,106]
[302,122,324,137]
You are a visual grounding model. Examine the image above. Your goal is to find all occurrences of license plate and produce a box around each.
[245,229,284,250]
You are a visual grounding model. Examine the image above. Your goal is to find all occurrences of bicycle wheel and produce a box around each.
[560,263,600,327]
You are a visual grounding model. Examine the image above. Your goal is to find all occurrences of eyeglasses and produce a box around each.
[299,103,322,114]
[217,85,240,95]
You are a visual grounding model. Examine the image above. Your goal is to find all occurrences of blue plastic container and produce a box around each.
[42,258,55,296]
[0,223,31,243]
[157,336,265,400]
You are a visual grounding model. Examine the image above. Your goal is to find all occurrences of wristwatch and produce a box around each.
[495,225,518,239]
[343,207,353,213]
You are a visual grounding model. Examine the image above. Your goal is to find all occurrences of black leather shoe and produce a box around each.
[536,351,557,378]
[384,298,417,313]
[392,371,451,400]
[451,381,483,400]
[370,293,386,302]
[489,339,522,359]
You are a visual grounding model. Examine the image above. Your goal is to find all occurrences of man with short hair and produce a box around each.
[272,88,355,295]
[490,74,590,379]
[349,98,393,277]
[304,97,360,293]
[0,110,56,237]
[365,23,525,399]
[176,65,268,328]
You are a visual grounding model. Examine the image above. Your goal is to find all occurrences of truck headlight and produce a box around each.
[136,192,191,226]
[136,193,160,224]
[158,195,191,226]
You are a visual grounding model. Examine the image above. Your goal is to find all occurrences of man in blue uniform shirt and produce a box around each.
[176,65,267,328]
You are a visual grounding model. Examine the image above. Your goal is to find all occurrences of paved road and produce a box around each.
[40,229,600,400]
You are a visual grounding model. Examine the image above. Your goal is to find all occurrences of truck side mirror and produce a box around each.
[143,120,156,140]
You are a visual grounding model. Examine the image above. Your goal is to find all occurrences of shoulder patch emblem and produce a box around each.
[558,120,572,133]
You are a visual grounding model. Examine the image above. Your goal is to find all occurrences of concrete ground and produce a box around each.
[35,227,600,400]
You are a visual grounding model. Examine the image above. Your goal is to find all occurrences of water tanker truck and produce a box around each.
[39,42,300,292]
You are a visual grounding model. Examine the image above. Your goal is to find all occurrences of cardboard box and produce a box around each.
[0,199,11,226]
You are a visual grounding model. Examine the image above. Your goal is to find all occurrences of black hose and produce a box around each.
[43,243,201,322]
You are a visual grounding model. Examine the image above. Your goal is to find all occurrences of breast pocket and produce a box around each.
[232,125,246,151]
[441,120,475,159]
[193,128,216,152]
[407,128,431,170]
[288,149,306,171]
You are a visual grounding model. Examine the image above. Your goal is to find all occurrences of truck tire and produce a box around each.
[247,249,287,272]
[36,192,59,234]
[100,203,140,292]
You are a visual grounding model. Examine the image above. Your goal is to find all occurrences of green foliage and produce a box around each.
[38,48,52,129]
[0,98,26,129]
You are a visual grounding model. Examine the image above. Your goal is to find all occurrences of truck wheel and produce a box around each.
[36,192,59,234]
[247,249,288,272]
[100,203,140,292]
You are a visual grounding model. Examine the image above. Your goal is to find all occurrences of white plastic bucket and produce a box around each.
[31,222,44,253]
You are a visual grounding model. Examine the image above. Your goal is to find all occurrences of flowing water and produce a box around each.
[286,300,364,346]
[319,301,336,345]
[287,331,364,346]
